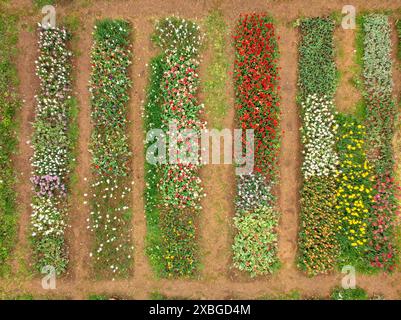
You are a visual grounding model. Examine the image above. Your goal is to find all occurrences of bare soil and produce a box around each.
[3,0,401,300]
[334,27,362,113]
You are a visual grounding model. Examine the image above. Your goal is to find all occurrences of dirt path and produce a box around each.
[4,0,401,300]
[129,15,154,297]
[66,16,92,282]
[276,25,300,275]
[334,27,362,113]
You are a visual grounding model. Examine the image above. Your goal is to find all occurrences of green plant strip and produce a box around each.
[0,11,20,276]
[203,10,229,128]
[88,20,134,278]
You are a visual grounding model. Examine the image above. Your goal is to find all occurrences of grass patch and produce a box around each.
[331,286,368,300]
[259,290,302,300]
[88,294,109,300]
[350,14,366,120]
[203,10,229,129]
[34,0,56,8]
[144,55,165,276]
[0,10,21,277]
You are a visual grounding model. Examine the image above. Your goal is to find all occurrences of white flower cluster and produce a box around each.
[155,17,204,56]
[31,196,66,238]
[301,94,339,179]
[236,173,275,213]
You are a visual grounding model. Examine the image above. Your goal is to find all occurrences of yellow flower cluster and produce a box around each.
[336,122,374,248]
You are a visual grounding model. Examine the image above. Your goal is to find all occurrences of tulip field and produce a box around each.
[2,0,401,300]
[297,15,399,276]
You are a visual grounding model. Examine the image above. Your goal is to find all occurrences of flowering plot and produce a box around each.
[145,17,204,277]
[362,14,397,271]
[336,115,375,268]
[30,26,73,274]
[297,18,340,275]
[88,20,133,278]
[232,13,281,277]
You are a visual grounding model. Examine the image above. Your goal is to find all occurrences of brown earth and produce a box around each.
[3,0,401,300]
[12,28,38,279]
[334,27,362,113]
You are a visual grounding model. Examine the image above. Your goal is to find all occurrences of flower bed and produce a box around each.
[146,17,204,277]
[361,14,397,271]
[30,25,73,274]
[0,12,20,275]
[88,20,133,278]
[336,115,375,269]
[232,13,281,276]
[297,18,340,275]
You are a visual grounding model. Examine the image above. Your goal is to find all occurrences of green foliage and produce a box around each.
[298,18,336,98]
[0,12,20,276]
[88,294,108,300]
[94,19,131,48]
[144,55,165,276]
[203,10,229,128]
[232,208,280,277]
[34,0,56,8]
[331,287,368,300]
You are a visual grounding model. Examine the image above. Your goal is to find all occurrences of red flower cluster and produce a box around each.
[233,13,281,180]
[369,174,398,271]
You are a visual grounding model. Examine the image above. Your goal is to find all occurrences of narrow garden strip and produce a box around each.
[232,13,281,277]
[0,12,20,275]
[88,20,134,278]
[297,18,340,275]
[361,14,397,271]
[30,25,73,274]
[145,17,204,277]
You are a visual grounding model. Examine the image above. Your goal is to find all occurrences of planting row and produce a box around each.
[297,18,340,275]
[232,13,281,276]
[30,25,74,274]
[87,19,134,278]
[298,14,399,275]
[145,17,204,277]
[361,14,397,271]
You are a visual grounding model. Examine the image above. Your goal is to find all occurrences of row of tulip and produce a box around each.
[30,25,73,274]
[146,17,204,277]
[88,20,134,278]
[361,14,397,271]
[297,18,340,275]
[232,13,281,277]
